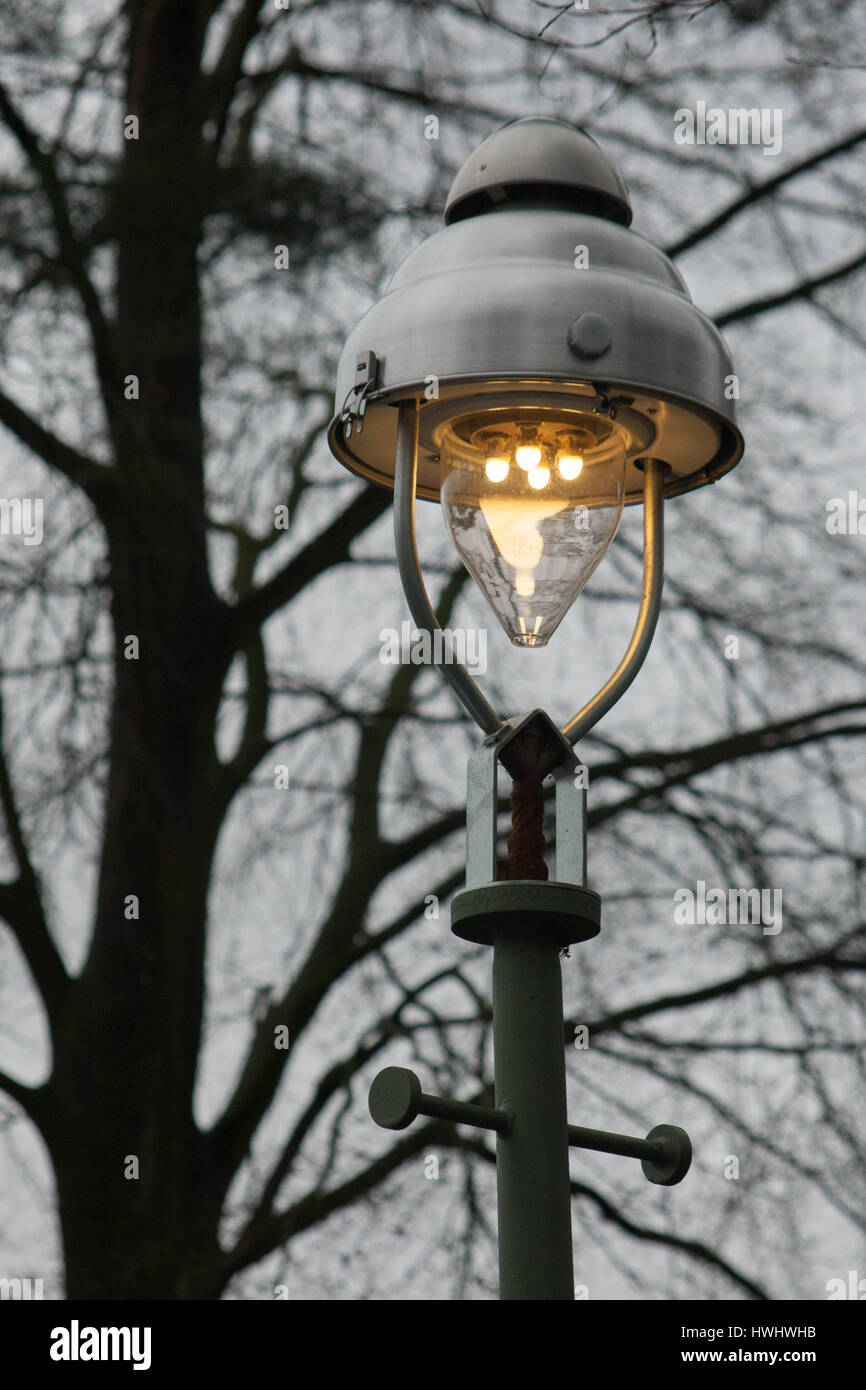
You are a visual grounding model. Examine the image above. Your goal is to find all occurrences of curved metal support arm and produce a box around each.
[561,459,666,747]
[393,399,504,737]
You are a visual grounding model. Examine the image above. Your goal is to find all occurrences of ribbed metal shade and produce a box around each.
[328,118,743,505]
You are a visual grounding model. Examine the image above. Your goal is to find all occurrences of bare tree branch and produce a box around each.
[568,937,866,1045]
[0,79,117,398]
[716,247,866,326]
[0,386,111,504]
[229,484,391,646]
[0,695,69,1017]
[667,126,866,257]
[0,1066,44,1120]
[223,1116,457,1275]
[568,1174,770,1300]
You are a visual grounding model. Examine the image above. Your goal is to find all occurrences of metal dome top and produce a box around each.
[443,117,632,227]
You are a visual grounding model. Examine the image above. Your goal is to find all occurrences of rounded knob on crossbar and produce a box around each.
[369,1066,508,1134]
[369,1067,423,1130]
[641,1124,692,1186]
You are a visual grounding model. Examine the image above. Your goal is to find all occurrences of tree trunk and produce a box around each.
[37,0,231,1300]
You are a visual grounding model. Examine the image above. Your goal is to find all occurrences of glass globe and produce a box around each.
[439,408,626,647]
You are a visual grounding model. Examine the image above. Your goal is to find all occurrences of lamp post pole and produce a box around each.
[492,926,575,1299]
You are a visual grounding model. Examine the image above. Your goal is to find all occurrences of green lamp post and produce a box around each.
[328,117,743,1300]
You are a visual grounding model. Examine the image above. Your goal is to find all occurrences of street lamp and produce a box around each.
[328,117,743,1301]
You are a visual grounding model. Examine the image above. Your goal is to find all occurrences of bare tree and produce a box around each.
[0,0,864,1300]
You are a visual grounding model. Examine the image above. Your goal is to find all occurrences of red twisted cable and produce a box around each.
[503,777,548,880]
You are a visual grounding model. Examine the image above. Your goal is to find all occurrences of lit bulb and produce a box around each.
[515,444,542,470]
[558,454,583,480]
[485,457,509,482]
[439,411,627,647]
[478,495,567,601]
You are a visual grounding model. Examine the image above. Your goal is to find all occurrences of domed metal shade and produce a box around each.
[443,117,632,226]
[328,118,743,505]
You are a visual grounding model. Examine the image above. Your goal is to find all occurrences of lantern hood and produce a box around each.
[328,118,743,505]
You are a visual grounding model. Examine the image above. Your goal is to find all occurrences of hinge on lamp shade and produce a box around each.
[340,350,379,435]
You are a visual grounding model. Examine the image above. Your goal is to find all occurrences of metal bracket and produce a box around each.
[592,387,615,418]
[393,400,503,736]
[339,350,379,435]
[465,709,587,890]
[561,458,666,746]
[369,1067,692,1187]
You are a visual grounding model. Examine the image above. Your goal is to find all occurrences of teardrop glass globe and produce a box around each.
[440,409,626,647]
